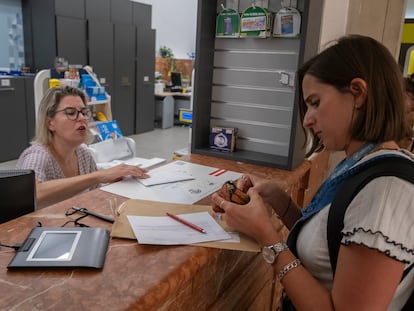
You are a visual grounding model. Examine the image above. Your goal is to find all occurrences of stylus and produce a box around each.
[72,206,115,223]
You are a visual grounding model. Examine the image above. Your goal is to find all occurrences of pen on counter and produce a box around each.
[166,212,206,234]
[72,206,115,223]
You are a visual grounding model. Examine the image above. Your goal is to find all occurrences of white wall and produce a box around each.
[132,0,198,59]
[406,0,414,17]
[318,0,349,50]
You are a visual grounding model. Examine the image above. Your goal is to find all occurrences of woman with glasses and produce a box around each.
[16,86,149,208]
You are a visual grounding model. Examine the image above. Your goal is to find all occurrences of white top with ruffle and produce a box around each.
[296,149,414,311]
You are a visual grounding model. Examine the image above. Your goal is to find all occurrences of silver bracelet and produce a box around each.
[277,258,301,281]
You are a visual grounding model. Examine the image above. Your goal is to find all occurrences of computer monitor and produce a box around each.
[171,72,182,87]
[0,169,36,224]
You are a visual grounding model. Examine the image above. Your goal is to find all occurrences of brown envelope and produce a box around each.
[110,199,260,252]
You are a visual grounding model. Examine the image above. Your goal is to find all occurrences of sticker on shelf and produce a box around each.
[239,5,272,38]
[273,7,301,38]
[1,79,10,87]
[216,8,240,38]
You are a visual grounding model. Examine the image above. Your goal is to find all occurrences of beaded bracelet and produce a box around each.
[277,258,301,281]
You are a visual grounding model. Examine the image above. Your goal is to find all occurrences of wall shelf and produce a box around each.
[191,0,323,170]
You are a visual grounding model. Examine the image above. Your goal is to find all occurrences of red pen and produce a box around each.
[166,212,207,234]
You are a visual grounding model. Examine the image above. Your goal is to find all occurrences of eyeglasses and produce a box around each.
[62,212,90,227]
[55,107,92,121]
[63,206,114,228]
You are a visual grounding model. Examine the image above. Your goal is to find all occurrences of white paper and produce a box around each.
[101,160,242,204]
[217,232,240,243]
[124,157,166,168]
[139,170,194,186]
[97,157,166,170]
[127,212,232,245]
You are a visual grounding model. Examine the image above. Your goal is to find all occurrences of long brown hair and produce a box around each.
[297,35,408,156]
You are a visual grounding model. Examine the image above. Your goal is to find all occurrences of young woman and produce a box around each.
[212,35,414,310]
[16,86,149,208]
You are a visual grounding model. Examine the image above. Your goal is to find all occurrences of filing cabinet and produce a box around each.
[22,0,155,136]
[0,77,34,162]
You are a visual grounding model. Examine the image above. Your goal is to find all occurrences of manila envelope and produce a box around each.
[111,199,260,252]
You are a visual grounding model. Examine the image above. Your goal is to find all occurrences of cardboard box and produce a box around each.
[95,120,123,141]
[209,127,237,152]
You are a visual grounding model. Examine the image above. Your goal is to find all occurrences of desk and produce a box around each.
[154,92,191,128]
[0,153,327,310]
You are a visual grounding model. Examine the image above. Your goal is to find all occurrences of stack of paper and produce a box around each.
[101,160,242,204]
[138,170,194,186]
[97,157,166,170]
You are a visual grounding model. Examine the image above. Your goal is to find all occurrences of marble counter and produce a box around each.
[0,153,328,310]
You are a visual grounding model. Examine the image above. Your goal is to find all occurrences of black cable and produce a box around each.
[1,223,41,251]
[0,242,21,251]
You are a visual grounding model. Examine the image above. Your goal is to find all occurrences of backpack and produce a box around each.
[285,156,414,310]
[328,156,414,310]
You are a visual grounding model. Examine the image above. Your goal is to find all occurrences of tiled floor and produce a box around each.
[0,126,190,170]
[132,125,190,160]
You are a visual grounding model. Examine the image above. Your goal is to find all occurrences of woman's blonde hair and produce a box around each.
[33,86,90,145]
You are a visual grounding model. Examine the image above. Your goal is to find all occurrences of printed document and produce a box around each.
[101,160,242,204]
[97,157,166,170]
[139,170,194,186]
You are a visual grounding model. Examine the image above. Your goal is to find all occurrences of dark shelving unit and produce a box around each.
[191,0,323,170]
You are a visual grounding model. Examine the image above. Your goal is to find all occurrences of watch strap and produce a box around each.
[269,241,288,256]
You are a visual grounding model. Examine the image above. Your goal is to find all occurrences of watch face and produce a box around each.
[262,246,275,264]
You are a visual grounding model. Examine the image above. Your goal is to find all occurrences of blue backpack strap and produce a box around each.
[327,156,414,308]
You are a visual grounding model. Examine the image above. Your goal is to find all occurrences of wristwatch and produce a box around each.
[262,241,289,264]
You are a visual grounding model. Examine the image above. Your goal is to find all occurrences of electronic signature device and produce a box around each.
[7,227,110,269]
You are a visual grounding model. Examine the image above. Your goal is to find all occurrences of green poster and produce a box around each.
[240,6,270,38]
[216,8,240,38]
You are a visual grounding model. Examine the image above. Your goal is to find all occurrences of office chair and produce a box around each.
[86,137,137,169]
[33,69,51,123]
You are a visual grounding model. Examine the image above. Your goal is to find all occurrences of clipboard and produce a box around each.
[111,199,260,252]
